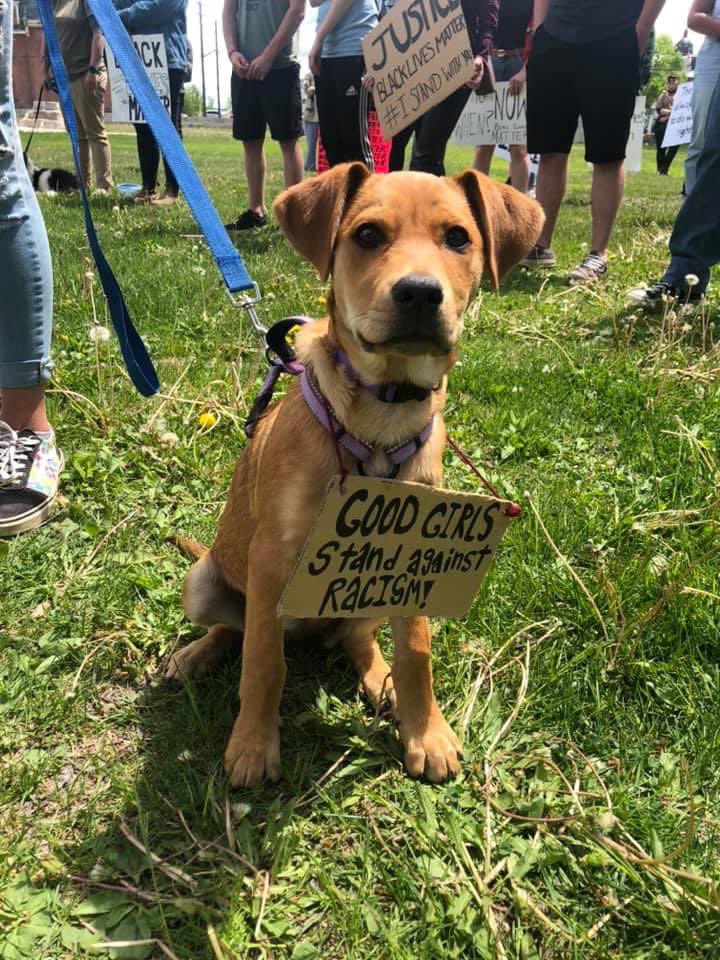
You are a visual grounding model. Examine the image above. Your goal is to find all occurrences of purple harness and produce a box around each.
[245,317,435,473]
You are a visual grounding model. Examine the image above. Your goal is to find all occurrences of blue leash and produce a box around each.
[36,0,261,396]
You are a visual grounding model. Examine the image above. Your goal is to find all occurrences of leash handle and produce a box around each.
[37,0,160,396]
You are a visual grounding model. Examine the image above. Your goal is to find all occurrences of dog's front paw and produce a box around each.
[400,712,462,783]
[224,723,281,788]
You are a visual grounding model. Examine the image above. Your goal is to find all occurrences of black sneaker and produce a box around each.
[520,243,557,268]
[627,280,705,308]
[225,209,268,231]
[0,421,63,536]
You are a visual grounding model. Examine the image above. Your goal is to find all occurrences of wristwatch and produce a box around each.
[88,65,102,75]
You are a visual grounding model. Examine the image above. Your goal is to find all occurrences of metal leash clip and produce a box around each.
[225,281,267,337]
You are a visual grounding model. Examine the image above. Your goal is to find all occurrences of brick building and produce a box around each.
[12,0,56,110]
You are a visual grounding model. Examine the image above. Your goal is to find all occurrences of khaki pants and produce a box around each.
[69,72,113,191]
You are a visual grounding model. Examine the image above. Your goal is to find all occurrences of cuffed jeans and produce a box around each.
[685,37,720,195]
[663,72,720,295]
[0,0,53,389]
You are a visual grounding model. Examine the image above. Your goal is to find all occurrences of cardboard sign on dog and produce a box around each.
[279,476,514,619]
[362,0,475,140]
[107,34,170,124]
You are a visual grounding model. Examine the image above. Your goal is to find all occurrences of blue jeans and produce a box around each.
[685,37,720,195]
[663,72,720,295]
[0,0,53,389]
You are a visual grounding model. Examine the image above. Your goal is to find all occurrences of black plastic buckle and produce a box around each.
[264,317,309,366]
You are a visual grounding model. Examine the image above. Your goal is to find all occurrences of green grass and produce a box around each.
[1,131,719,960]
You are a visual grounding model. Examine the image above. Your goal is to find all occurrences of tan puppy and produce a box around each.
[167,164,543,787]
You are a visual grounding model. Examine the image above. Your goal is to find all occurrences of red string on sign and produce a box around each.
[447,436,522,518]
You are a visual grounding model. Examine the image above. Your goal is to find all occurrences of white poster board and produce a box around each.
[107,35,170,124]
[662,82,693,148]
[454,90,647,173]
[362,0,475,140]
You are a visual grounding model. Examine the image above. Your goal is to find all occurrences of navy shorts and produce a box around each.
[526,25,639,164]
[231,63,303,142]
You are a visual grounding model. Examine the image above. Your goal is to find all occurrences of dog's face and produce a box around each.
[274,164,543,386]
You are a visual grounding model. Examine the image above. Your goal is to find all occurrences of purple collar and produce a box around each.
[333,348,433,404]
[300,365,434,470]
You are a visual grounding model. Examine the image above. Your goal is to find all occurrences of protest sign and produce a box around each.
[625,96,647,173]
[279,476,515,620]
[452,82,526,146]
[107,35,170,123]
[362,0,475,141]
[662,82,693,148]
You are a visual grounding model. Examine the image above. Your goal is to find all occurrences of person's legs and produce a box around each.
[279,139,303,188]
[685,39,720,193]
[389,120,417,171]
[655,124,667,173]
[664,144,679,173]
[315,59,343,167]
[243,138,266,214]
[473,144,495,175]
[69,76,91,190]
[159,68,184,198]
[535,153,569,249]
[304,120,318,171]
[509,144,530,192]
[134,121,159,195]
[410,84,471,176]
[72,72,113,191]
[590,160,625,256]
[1,0,61,534]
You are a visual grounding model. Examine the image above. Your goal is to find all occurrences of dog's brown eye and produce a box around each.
[445,226,470,251]
[354,223,386,249]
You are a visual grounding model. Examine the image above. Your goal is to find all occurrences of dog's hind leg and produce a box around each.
[166,552,246,681]
[341,622,396,713]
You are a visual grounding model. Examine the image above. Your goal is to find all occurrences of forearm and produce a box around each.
[314,0,352,43]
[636,0,665,39]
[688,11,720,38]
[462,0,499,57]
[89,31,105,69]
[223,0,238,54]
[262,0,304,60]
[532,0,551,30]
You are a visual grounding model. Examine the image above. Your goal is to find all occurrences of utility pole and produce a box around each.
[198,0,207,117]
[215,20,221,118]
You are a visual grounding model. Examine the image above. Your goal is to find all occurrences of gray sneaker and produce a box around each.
[568,251,608,285]
[520,244,556,268]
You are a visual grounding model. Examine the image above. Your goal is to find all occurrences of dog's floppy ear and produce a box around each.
[453,170,545,289]
[273,162,371,280]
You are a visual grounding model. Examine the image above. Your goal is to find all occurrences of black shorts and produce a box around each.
[231,63,302,142]
[526,25,639,164]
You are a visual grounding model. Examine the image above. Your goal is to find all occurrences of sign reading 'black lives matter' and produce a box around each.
[362,0,475,140]
[279,477,515,620]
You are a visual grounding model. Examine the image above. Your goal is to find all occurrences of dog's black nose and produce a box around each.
[391,274,444,318]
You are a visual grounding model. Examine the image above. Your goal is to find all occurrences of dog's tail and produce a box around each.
[171,535,209,561]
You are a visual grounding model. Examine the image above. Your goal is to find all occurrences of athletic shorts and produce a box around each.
[526,25,639,164]
[231,63,303,142]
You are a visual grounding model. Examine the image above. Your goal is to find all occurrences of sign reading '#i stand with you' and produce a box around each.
[279,476,515,620]
[362,0,475,141]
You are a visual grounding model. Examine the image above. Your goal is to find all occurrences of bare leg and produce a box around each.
[242,138,266,216]
[0,386,50,432]
[390,617,461,783]
[278,138,304,190]
[535,152,569,249]
[342,622,395,711]
[509,144,530,194]
[590,160,624,256]
[473,144,495,175]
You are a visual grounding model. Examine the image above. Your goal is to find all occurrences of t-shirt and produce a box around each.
[317,0,379,59]
[234,0,299,70]
[52,0,98,81]
[543,0,644,45]
[494,0,531,51]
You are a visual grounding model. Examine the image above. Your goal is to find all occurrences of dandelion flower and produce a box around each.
[159,431,180,446]
[685,273,699,287]
[89,324,111,343]
[84,270,95,281]
[198,411,218,430]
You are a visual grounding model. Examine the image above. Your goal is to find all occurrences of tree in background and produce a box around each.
[183,85,202,117]
[646,34,686,103]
